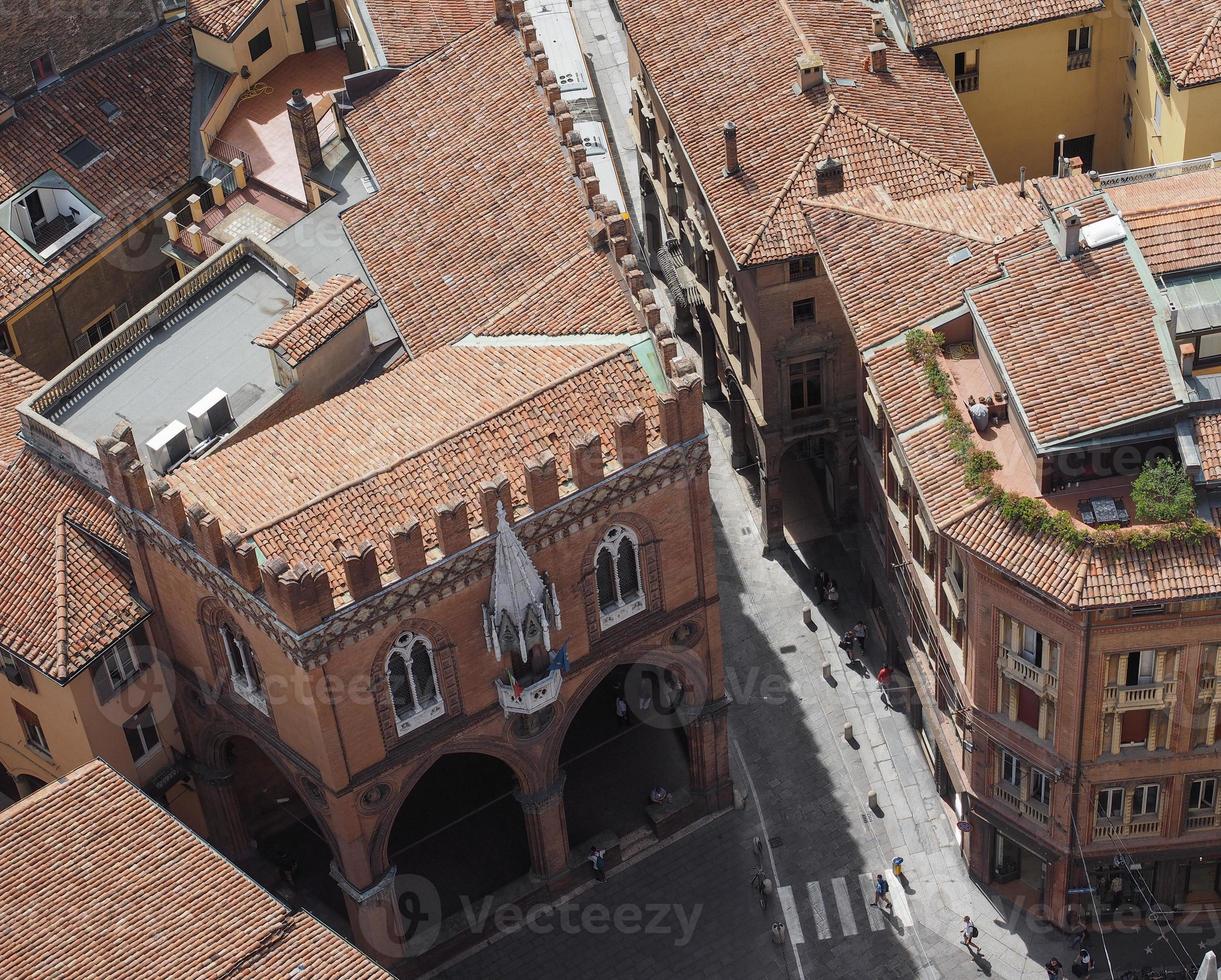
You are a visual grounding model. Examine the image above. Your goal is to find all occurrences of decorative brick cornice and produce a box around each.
[115,439,710,670]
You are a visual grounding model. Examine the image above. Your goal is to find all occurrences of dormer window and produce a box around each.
[220,623,267,713]
[30,52,58,89]
[595,525,645,628]
[3,174,103,260]
[386,632,444,735]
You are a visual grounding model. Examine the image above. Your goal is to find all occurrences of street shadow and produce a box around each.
[969,950,993,975]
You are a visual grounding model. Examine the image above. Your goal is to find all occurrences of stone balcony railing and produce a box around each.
[999,647,1058,696]
[992,783,1051,826]
[496,670,562,716]
[1200,676,1216,704]
[1186,811,1220,832]
[1094,816,1161,840]
[1101,680,1176,711]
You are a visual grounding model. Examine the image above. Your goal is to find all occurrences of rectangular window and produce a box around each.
[15,703,49,754]
[0,652,35,691]
[30,52,57,88]
[100,639,140,696]
[1124,650,1156,686]
[953,49,979,93]
[1097,786,1124,820]
[249,28,273,61]
[788,359,822,416]
[1153,92,1163,134]
[788,256,818,281]
[1001,613,1058,672]
[1030,769,1051,806]
[792,298,815,326]
[75,312,117,355]
[60,137,104,170]
[1000,750,1022,787]
[124,705,161,764]
[1190,778,1217,811]
[1132,783,1159,816]
[1068,27,1092,69]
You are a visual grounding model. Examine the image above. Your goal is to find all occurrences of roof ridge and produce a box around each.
[262,275,356,348]
[476,247,594,332]
[740,102,840,263]
[1177,9,1221,84]
[1070,544,1094,607]
[802,195,994,245]
[245,345,636,538]
[835,104,964,183]
[52,511,69,680]
[774,0,813,54]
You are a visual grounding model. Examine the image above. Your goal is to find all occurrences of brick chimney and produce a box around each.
[871,12,887,37]
[795,53,824,94]
[1059,206,1083,258]
[287,88,323,176]
[722,121,740,177]
[478,475,513,534]
[815,157,844,196]
[868,42,888,73]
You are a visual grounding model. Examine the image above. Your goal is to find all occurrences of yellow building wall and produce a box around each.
[1122,9,1188,168]
[934,10,1126,181]
[193,0,306,82]
[1181,84,1221,160]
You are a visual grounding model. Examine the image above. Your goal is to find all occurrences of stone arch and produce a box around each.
[369,736,540,875]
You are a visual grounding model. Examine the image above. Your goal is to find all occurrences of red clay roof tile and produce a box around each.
[902,0,1102,48]
[254,275,378,367]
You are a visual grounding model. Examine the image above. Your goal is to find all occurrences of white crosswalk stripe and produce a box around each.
[807,880,831,940]
[831,876,858,936]
[888,875,911,927]
[858,874,887,931]
[778,885,805,944]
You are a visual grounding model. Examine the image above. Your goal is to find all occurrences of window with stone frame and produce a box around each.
[124,704,161,764]
[386,632,444,736]
[219,622,267,714]
[788,358,822,416]
[14,702,49,755]
[595,525,645,629]
[1189,777,1217,813]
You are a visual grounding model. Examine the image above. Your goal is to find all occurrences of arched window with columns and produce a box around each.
[386,632,444,735]
[219,622,267,714]
[594,525,645,628]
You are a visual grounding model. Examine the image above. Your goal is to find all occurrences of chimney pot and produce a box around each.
[722,121,740,177]
[794,53,825,94]
[1180,341,1196,377]
[868,42,888,73]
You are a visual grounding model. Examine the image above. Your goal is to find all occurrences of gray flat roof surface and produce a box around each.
[52,258,290,464]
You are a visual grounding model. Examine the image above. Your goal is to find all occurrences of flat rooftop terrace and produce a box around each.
[20,238,302,485]
[51,259,287,467]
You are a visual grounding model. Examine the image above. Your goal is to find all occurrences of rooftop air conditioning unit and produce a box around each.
[146,421,190,474]
[187,388,233,442]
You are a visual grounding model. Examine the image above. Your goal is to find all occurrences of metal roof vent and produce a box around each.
[947,247,973,266]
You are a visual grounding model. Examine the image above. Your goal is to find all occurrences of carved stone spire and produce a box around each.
[482,502,561,662]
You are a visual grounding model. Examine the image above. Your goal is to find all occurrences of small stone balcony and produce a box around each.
[992,782,1051,827]
[998,647,1058,696]
[1101,679,1177,711]
[1094,816,1161,840]
[496,671,563,716]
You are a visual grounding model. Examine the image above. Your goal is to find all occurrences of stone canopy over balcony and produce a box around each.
[496,671,563,716]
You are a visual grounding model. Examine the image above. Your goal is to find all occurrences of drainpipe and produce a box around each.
[1067,608,1093,928]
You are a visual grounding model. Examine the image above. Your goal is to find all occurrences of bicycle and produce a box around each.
[749,866,774,910]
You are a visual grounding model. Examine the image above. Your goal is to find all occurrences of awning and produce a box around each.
[888,450,908,488]
[863,384,881,425]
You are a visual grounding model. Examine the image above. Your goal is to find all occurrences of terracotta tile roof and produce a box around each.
[343,22,636,356]
[1107,168,1221,276]
[1081,537,1221,605]
[0,24,195,323]
[621,0,993,264]
[804,176,1095,348]
[900,419,986,527]
[1141,0,1221,88]
[969,233,1180,445]
[1197,412,1221,483]
[254,275,378,366]
[188,0,262,39]
[0,0,156,97]
[0,452,146,679]
[172,343,626,531]
[0,355,41,465]
[901,0,1102,48]
[0,760,391,979]
[946,504,1089,606]
[864,342,942,432]
[364,0,490,64]
[251,347,661,598]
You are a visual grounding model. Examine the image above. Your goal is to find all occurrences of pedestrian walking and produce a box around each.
[615,695,628,727]
[877,663,893,704]
[1067,907,1088,949]
[826,578,840,610]
[1071,947,1093,977]
[815,570,828,604]
[852,620,867,654]
[1045,957,1064,979]
[588,846,606,882]
[1108,873,1124,911]
[961,915,980,954]
[871,873,892,913]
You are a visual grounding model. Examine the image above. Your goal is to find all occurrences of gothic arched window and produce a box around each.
[385,633,444,735]
[219,623,267,714]
[594,526,646,628]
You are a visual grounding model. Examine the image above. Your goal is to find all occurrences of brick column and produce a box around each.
[194,765,254,860]
[515,774,569,882]
[699,310,723,402]
[287,88,323,176]
[728,390,749,468]
[338,864,404,966]
[686,698,733,811]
